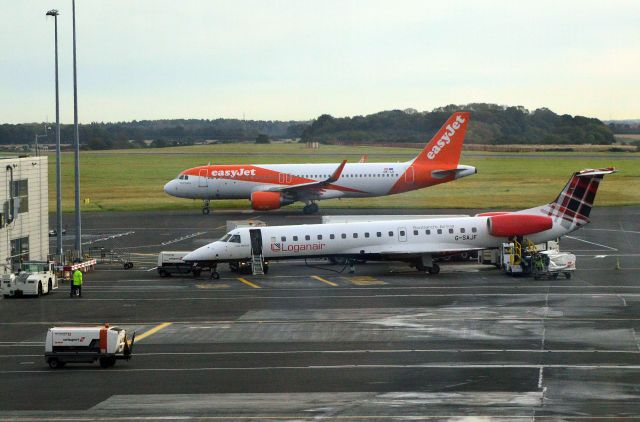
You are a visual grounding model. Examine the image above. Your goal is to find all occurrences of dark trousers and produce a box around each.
[71,284,82,297]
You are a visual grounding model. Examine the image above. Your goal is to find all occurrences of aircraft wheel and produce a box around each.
[211,271,220,280]
[48,358,61,369]
[310,203,319,213]
[564,272,572,279]
[202,207,210,215]
[428,263,440,275]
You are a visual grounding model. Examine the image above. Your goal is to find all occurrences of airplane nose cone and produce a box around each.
[183,245,213,263]
[164,180,176,196]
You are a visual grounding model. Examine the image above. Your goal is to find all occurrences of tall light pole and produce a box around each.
[46,9,63,263]
[72,0,82,258]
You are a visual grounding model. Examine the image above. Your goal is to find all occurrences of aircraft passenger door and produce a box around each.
[249,229,263,256]
[278,173,285,184]
[198,169,208,187]
[404,167,415,184]
[286,174,292,183]
[398,227,407,242]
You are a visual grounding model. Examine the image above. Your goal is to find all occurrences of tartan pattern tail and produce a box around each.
[539,168,614,229]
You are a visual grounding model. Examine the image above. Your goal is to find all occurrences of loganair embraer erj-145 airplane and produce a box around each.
[163,112,476,214]
[183,168,615,278]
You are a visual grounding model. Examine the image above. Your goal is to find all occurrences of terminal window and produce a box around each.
[10,236,29,271]
[11,180,28,213]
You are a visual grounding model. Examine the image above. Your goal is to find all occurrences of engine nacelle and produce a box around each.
[251,191,285,211]
[487,214,553,237]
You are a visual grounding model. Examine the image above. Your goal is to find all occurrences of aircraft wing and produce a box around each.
[265,160,347,194]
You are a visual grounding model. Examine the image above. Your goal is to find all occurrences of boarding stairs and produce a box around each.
[250,249,264,275]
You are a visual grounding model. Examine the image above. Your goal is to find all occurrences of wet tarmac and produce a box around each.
[0,207,638,420]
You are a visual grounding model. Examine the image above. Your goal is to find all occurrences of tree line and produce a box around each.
[301,104,615,145]
[0,103,616,150]
[0,118,306,150]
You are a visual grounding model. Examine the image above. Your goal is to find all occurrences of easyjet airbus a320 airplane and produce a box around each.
[163,112,476,214]
[184,168,615,278]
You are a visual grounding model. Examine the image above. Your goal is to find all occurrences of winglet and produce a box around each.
[415,112,470,167]
[328,160,347,183]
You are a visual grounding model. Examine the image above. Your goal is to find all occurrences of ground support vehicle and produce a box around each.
[44,324,135,369]
[157,251,202,277]
[1,261,58,297]
[532,250,576,280]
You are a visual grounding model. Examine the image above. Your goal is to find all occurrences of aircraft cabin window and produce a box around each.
[293,236,298,241]
[413,230,418,235]
[400,230,405,236]
[317,235,322,240]
[330,234,335,239]
[460,228,465,233]
[388,231,393,237]
[364,233,370,238]
[229,235,241,243]
[281,236,286,242]
[353,233,358,238]
[305,235,310,240]
[377,232,382,237]
[341,234,347,239]
[437,229,443,235]
[426,230,431,235]
[472,227,477,233]
[449,228,454,234]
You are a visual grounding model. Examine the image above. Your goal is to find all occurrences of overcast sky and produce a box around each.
[2,0,638,123]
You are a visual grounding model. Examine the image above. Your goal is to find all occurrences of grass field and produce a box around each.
[46,143,640,212]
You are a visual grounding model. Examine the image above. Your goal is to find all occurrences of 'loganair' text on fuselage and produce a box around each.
[183,168,616,276]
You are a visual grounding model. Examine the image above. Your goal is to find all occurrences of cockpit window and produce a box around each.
[220,234,232,242]
[229,234,241,243]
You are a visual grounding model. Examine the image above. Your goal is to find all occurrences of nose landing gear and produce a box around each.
[202,200,211,215]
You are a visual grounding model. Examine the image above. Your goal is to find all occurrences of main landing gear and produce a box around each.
[202,200,211,215]
[302,202,319,215]
[413,255,440,275]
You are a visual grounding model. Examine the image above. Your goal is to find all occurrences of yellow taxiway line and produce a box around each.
[311,275,338,287]
[136,322,172,342]
[237,278,261,289]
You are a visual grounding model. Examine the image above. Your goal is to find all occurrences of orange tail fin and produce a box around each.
[414,112,470,167]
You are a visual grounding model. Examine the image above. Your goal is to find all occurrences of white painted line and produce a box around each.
[582,228,640,235]
[564,235,618,251]
[2,363,640,374]
[594,255,606,259]
[3,348,640,358]
[146,266,158,272]
[41,293,640,302]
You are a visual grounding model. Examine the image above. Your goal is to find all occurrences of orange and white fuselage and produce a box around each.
[164,113,476,213]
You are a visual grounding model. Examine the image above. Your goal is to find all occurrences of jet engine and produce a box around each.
[487,214,553,237]
[251,191,293,211]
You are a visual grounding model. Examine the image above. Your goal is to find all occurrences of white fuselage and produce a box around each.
[184,214,571,264]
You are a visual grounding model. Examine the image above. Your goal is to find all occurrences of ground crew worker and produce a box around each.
[72,269,83,297]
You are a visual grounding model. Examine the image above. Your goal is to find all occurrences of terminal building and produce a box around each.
[0,156,49,272]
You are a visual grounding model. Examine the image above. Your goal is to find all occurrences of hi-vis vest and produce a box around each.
[73,270,83,286]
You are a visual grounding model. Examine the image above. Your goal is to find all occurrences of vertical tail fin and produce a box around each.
[538,168,616,228]
[414,111,470,167]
